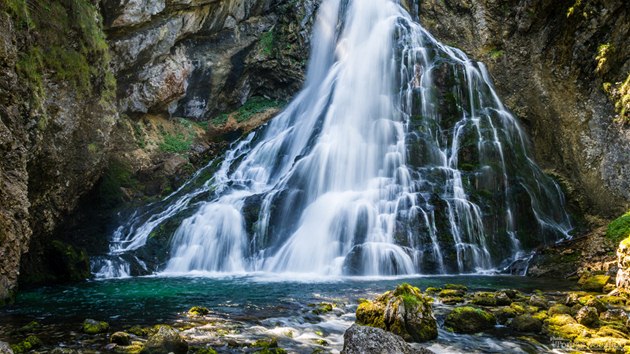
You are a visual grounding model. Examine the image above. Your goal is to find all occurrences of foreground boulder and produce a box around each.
[341,324,433,354]
[444,306,496,333]
[356,283,437,342]
[141,325,188,354]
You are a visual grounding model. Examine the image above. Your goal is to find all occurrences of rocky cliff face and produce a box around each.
[417,0,630,217]
[0,0,319,303]
[0,0,117,302]
[0,0,628,303]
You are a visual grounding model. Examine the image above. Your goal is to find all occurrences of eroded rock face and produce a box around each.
[0,0,117,302]
[417,0,630,216]
[106,0,319,118]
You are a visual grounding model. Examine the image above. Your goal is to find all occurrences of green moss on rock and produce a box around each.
[312,302,334,315]
[580,274,611,292]
[83,319,109,334]
[444,306,496,334]
[355,283,437,342]
[510,314,543,333]
[187,306,210,317]
[10,335,42,354]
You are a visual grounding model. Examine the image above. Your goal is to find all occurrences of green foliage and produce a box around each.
[260,30,275,56]
[160,133,192,153]
[5,0,116,106]
[607,211,630,244]
[489,49,505,60]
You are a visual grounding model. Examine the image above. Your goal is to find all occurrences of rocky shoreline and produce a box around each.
[3,274,630,354]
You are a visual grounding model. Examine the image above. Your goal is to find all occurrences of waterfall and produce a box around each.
[93,0,572,278]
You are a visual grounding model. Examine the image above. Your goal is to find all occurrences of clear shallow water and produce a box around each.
[0,275,576,353]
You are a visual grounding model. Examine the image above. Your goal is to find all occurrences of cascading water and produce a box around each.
[93,0,572,278]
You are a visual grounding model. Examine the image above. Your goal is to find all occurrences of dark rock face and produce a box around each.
[0,0,117,302]
[341,324,433,354]
[417,0,630,217]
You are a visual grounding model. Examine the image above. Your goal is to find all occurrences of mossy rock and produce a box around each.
[83,319,109,334]
[578,295,607,313]
[510,314,543,333]
[355,283,437,342]
[545,323,591,341]
[10,335,42,354]
[187,306,210,317]
[596,326,629,339]
[441,296,464,304]
[580,275,611,292]
[111,332,132,346]
[141,325,188,354]
[548,304,572,316]
[528,295,549,309]
[438,289,465,298]
[510,302,538,315]
[425,287,441,295]
[312,303,334,315]
[252,338,286,354]
[114,342,145,354]
[576,306,599,327]
[17,321,41,333]
[471,291,511,306]
[494,306,518,324]
[127,326,149,337]
[193,348,218,354]
[444,284,468,291]
[444,306,496,334]
[573,335,630,352]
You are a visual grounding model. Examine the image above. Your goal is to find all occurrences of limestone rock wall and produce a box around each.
[418,0,630,217]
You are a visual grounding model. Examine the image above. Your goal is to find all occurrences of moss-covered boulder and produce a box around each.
[9,336,42,354]
[355,283,437,342]
[494,306,518,324]
[548,304,572,316]
[471,291,511,306]
[528,295,549,309]
[543,314,592,341]
[578,295,607,314]
[580,274,610,292]
[444,306,496,334]
[141,325,188,354]
[83,319,109,334]
[575,306,599,327]
[510,314,542,333]
[312,302,334,315]
[110,332,132,346]
[187,306,209,317]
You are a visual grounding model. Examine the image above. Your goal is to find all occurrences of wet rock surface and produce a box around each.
[341,324,433,354]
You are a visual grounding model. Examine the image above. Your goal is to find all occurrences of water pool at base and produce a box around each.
[0,275,577,353]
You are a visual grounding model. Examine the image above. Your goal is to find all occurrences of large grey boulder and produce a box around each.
[341,324,433,354]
